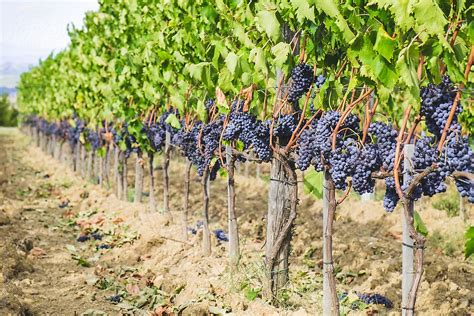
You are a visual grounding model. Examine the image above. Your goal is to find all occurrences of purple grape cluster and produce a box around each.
[223,101,271,161]
[273,114,297,143]
[287,63,314,105]
[420,76,461,138]
[67,116,84,149]
[328,139,358,190]
[86,128,101,150]
[440,133,474,202]
[352,144,382,194]
[356,292,393,309]
[383,177,399,212]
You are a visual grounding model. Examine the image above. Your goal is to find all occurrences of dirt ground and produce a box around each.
[0,127,473,315]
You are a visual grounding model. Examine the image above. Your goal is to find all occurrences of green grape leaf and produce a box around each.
[290,0,315,22]
[165,113,181,129]
[225,52,239,74]
[413,211,428,237]
[303,170,323,199]
[413,0,448,36]
[271,42,291,68]
[465,226,474,259]
[255,9,280,42]
[374,26,396,61]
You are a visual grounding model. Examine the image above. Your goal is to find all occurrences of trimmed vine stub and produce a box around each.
[264,150,297,299]
[226,145,240,267]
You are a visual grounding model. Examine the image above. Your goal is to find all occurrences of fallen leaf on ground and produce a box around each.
[29,247,47,257]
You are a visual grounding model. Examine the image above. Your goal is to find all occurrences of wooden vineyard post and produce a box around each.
[402,144,414,316]
[113,146,119,194]
[122,155,128,201]
[148,152,157,212]
[134,152,143,203]
[87,150,93,180]
[162,131,171,212]
[182,159,192,241]
[264,151,297,300]
[202,168,211,256]
[226,146,240,267]
[104,144,110,188]
[322,170,339,316]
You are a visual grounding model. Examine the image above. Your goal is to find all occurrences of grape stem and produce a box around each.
[361,97,379,144]
[331,88,373,150]
[437,45,474,152]
[336,180,352,205]
[285,85,314,152]
[393,104,413,199]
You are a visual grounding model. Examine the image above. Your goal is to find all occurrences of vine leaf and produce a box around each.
[271,42,291,68]
[465,226,474,259]
[374,26,395,61]
[290,0,315,23]
[413,211,428,237]
[303,170,323,199]
[225,52,239,74]
[165,114,181,129]
[255,9,280,42]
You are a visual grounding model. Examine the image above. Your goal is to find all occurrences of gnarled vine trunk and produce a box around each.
[264,151,297,299]
[134,152,143,203]
[201,168,211,256]
[162,132,171,213]
[182,159,192,241]
[322,170,339,316]
[226,146,239,267]
[148,152,157,212]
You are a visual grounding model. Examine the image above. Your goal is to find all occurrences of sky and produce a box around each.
[0,0,99,87]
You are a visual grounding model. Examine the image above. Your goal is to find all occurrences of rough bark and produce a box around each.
[162,132,171,212]
[182,159,192,241]
[113,146,119,195]
[264,151,297,300]
[201,168,211,256]
[148,152,157,212]
[104,145,111,188]
[122,156,128,201]
[80,145,86,178]
[93,151,100,184]
[322,170,340,316]
[134,152,143,203]
[402,144,425,316]
[226,146,240,267]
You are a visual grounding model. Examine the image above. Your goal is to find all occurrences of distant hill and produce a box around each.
[0,62,33,89]
[0,87,17,96]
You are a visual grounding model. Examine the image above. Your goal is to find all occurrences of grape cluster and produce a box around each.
[223,101,271,161]
[296,120,319,171]
[440,133,474,202]
[383,177,399,212]
[367,122,398,171]
[421,76,461,138]
[273,114,297,143]
[67,116,84,149]
[328,139,358,190]
[86,129,101,150]
[356,293,393,309]
[287,63,314,105]
[143,110,180,152]
[352,144,382,194]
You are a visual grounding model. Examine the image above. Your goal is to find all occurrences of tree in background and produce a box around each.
[0,93,18,127]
